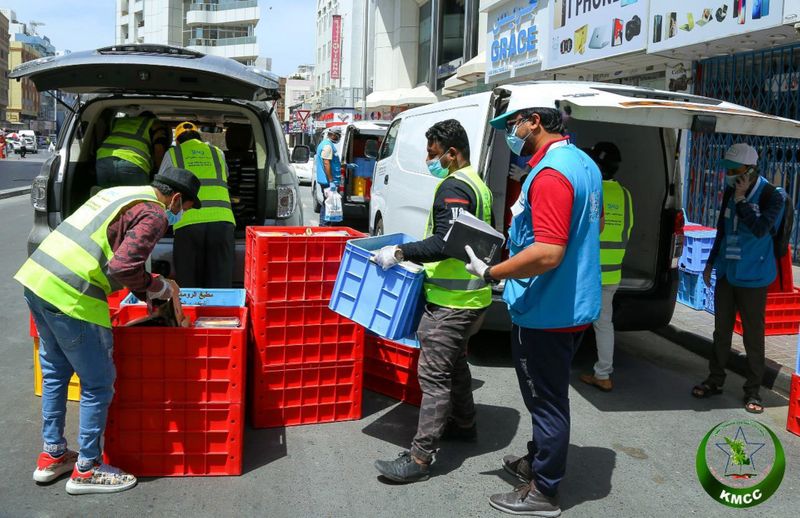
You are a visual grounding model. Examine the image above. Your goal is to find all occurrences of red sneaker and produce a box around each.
[33,450,78,483]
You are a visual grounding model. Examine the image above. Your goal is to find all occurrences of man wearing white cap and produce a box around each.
[692,143,785,414]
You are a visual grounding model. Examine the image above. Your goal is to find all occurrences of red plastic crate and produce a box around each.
[788,373,800,437]
[363,334,422,407]
[104,403,244,476]
[735,288,800,336]
[244,226,365,303]
[250,361,363,428]
[112,305,247,405]
[249,301,364,367]
[29,289,129,337]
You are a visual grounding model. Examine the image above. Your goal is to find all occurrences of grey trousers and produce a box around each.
[707,276,768,398]
[592,283,619,379]
[409,303,486,463]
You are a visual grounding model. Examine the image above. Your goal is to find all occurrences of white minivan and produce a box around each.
[369,81,800,331]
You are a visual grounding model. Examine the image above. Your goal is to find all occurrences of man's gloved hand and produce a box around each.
[465,245,489,278]
[146,275,175,312]
[346,163,357,171]
[372,245,402,271]
[509,164,528,182]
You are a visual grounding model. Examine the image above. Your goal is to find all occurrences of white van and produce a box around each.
[19,129,38,153]
[313,121,389,225]
[369,82,800,331]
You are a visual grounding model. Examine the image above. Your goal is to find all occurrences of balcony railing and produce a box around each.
[187,36,256,47]
[188,1,258,12]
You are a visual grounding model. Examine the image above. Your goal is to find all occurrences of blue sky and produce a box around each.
[0,0,316,76]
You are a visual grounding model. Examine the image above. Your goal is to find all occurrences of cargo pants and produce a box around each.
[409,303,486,463]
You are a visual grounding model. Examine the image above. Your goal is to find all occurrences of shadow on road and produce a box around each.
[363,400,521,479]
[242,425,288,474]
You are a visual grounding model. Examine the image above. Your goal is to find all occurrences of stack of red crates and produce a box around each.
[788,373,800,437]
[245,227,366,427]
[103,305,248,476]
[364,333,422,407]
[735,248,800,336]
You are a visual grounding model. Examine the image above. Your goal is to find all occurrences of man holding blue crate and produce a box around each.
[371,119,493,483]
[692,143,787,415]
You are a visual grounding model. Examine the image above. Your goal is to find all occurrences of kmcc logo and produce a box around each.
[696,419,785,508]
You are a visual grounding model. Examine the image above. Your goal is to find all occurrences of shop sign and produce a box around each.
[649,0,786,53]
[486,0,545,80]
[547,0,649,70]
[331,15,342,80]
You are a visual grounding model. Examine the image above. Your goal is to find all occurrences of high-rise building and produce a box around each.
[116,0,261,66]
[0,12,9,123]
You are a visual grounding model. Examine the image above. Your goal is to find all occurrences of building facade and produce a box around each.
[116,0,261,65]
[0,12,9,124]
[7,40,40,125]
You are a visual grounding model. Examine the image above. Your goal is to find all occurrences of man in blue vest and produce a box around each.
[315,127,342,226]
[465,106,602,516]
[693,143,784,414]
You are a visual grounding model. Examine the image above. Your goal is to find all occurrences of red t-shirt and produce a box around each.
[526,138,589,333]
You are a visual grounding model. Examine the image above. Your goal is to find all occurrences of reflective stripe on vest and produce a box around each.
[422,166,493,309]
[97,116,154,173]
[168,139,235,229]
[14,186,165,328]
[599,181,633,285]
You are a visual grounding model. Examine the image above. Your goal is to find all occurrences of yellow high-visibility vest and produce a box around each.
[15,186,165,328]
[599,180,633,285]
[423,165,493,309]
[96,116,155,173]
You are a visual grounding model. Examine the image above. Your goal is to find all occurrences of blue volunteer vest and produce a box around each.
[714,176,784,288]
[315,138,342,186]
[503,143,603,329]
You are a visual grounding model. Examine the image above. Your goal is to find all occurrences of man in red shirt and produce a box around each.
[466,107,603,516]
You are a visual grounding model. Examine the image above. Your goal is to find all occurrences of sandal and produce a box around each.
[744,396,764,414]
[692,382,722,399]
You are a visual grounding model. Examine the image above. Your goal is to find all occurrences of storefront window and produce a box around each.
[417,1,431,86]
[437,0,465,90]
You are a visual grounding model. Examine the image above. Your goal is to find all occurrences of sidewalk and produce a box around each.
[658,266,800,397]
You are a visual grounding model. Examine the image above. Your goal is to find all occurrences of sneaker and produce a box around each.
[33,450,78,483]
[374,451,430,483]
[489,483,561,517]
[441,420,478,442]
[502,454,533,484]
[65,462,137,495]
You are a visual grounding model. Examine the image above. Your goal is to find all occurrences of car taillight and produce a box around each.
[671,210,685,268]
[277,185,297,219]
[31,175,48,212]
[674,210,685,236]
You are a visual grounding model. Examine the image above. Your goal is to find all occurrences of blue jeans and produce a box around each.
[96,156,149,187]
[25,289,116,467]
[511,325,583,497]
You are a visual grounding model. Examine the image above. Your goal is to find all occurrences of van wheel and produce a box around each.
[374,216,384,236]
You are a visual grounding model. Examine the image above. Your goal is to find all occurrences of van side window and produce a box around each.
[378,120,401,160]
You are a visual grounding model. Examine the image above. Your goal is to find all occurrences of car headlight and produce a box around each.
[277,185,297,219]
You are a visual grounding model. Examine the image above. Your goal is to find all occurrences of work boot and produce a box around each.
[489,482,561,517]
[374,451,430,483]
[502,453,533,483]
[441,420,478,442]
[579,373,613,392]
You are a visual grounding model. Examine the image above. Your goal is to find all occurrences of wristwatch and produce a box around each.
[483,267,498,284]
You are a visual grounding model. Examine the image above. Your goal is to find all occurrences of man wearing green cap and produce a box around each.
[692,143,785,415]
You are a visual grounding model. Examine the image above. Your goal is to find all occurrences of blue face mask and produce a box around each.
[166,197,183,226]
[725,169,752,188]
[505,122,530,156]
[426,153,450,178]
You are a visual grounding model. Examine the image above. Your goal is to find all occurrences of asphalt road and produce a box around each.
[0,191,798,517]
[0,152,50,191]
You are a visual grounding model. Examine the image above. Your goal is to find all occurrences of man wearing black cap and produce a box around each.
[15,168,200,495]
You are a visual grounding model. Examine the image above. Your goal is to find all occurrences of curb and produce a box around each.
[655,325,794,398]
[0,186,31,200]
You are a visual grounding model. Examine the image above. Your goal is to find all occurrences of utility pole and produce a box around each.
[361,0,369,119]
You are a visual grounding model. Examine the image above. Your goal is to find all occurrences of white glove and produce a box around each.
[509,164,528,182]
[371,245,402,271]
[147,275,175,302]
[465,245,489,278]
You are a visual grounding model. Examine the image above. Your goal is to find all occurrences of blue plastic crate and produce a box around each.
[121,288,246,307]
[329,233,425,340]
[677,270,706,310]
[353,157,376,178]
[679,230,716,273]
[704,270,717,314]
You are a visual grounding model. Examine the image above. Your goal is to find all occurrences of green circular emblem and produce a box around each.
[696,419,785,508]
